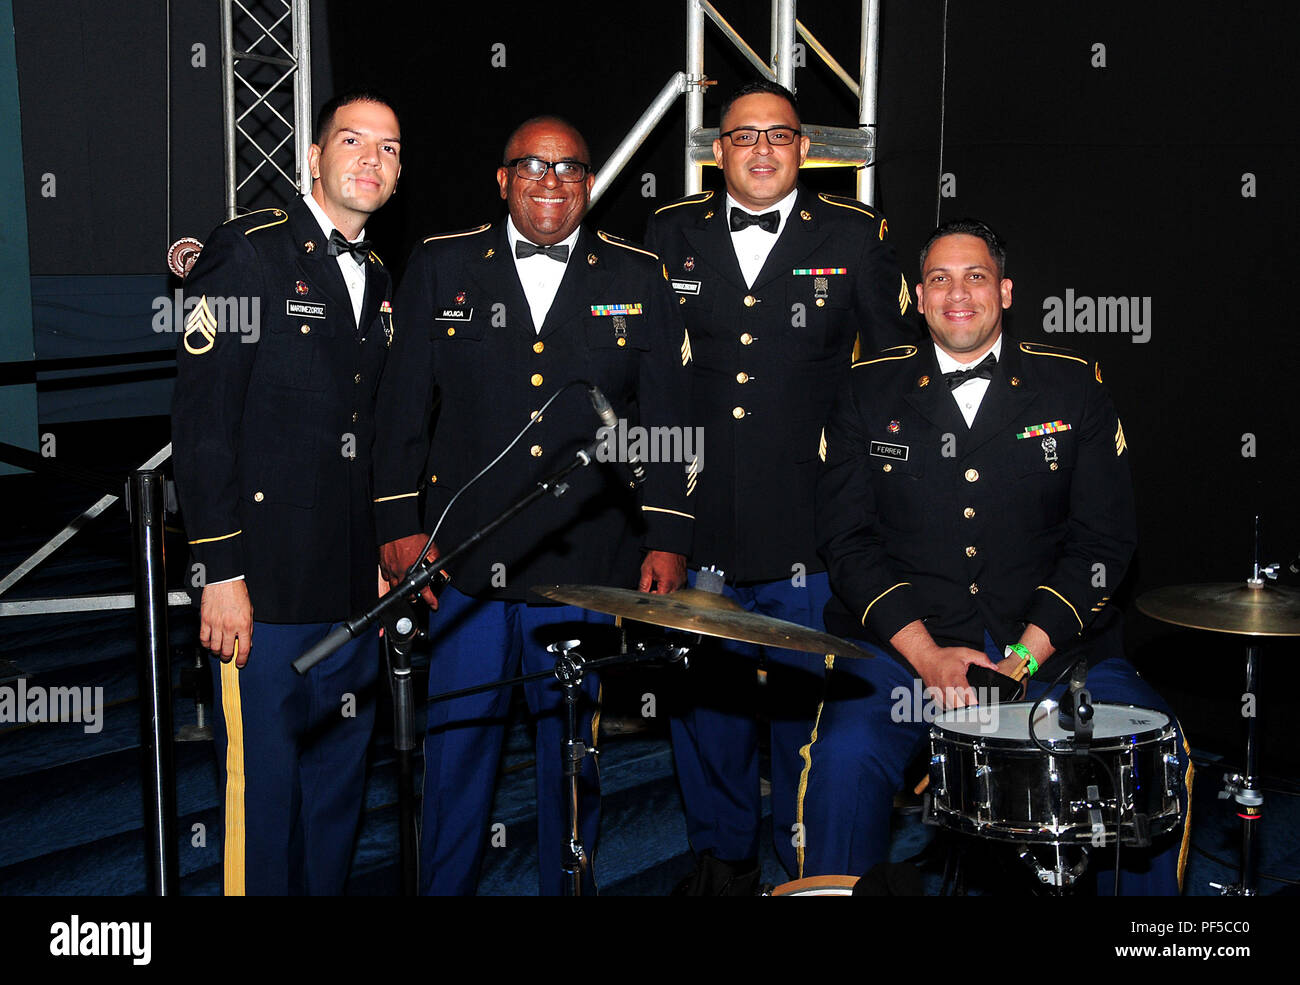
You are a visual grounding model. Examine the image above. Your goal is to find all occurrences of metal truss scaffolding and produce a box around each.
[591,0,883,208]
[220,0,313,217]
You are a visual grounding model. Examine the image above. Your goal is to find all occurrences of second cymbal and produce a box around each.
[1137,581,1300,637]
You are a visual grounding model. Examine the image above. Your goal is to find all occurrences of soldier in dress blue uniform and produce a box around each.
[373,117,693,895]
[643,80,919,892]
[172,91,402,894]
[805,220,1190,893]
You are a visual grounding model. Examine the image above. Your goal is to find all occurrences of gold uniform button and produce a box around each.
[965,546,977,557]
[1050,462,1059,471]
[815,298,825,307]
[446,327,456,337]
[533,341,544,354]
[732,406,746,419]
[253,491,264,503]
[430,475,438,484]
[617,338,626,347]
[882,463,892,473]
[969,583,979,595]
[740,332,754,345]
[679,296,686,305]
[300,324,311,335]
[530,444,543,457]
[736,372,749,384]
[963,507,976,519]
[964,468,979,482]
[529,409,542,422]
[743,295,756,307]
[354,373,362,384]
[530,373,543,387]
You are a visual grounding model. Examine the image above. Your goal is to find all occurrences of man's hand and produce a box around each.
[915,646,1002,708]
[200,580,253,667]
[890,620,999,709]
[639,550,687,594]
[380,534,442,609]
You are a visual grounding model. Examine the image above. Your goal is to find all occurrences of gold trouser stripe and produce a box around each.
[1177,727,1194,893]
[861,582,909,625]
[373,491,419,503]
[188,529,242,545]
[1036,585,1083,630]
[219,659,247,896]
[794,658,835,880]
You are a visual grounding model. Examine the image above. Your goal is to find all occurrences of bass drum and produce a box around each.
[925,702,1181,846]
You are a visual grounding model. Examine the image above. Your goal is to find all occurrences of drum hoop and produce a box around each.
[930,702,1171,749]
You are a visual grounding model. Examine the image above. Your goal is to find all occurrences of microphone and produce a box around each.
[1057,658,1093,755]
[587,384,646,487]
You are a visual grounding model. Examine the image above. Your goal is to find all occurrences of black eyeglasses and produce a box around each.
[719,126,801,147]
[503,157,592,182]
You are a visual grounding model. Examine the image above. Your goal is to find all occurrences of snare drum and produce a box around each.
[925,702,1180,845]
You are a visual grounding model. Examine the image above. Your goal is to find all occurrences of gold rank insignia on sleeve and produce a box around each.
[819,427,827,462]
[1115,418,1128,456]
[681,327,693,366]
[898,273,911,315]
[183,296,218,355]
[686,455,700,497]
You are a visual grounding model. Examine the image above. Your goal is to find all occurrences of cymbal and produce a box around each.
[532,585,875,659]
[1137,581,1300,637]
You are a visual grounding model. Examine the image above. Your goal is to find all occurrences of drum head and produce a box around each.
[769,875,860,896]
[934,702,1169,744]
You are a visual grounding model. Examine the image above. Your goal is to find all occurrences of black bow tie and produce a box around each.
[327,229,372,266]
[943,352,997,389]
[515,240,569,263]
[729,208,779,233]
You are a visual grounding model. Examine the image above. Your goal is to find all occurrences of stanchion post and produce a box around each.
[129,469,178,895]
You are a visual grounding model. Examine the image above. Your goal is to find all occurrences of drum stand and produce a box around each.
[1017,845,1091,894]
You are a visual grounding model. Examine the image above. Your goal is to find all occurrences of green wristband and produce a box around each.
[1004,642,1038,676]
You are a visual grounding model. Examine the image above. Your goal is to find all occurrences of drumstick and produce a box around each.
[911,658,1030,796]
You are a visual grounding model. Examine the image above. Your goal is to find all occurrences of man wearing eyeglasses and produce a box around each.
[644,80,918,893]
[373,116,692,895]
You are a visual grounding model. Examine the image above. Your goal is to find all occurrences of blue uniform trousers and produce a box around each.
[669,571,832,875]
[799,641,1191,895]
[209,620,378,895]
[420,587,608,896]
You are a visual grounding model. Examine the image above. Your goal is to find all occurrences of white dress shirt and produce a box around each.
[507,217,580,333]
[935,334,1004,428]
[726,189,798,288]
[303,192,367,326]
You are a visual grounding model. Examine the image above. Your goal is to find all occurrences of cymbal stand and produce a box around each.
[427,637,691,896]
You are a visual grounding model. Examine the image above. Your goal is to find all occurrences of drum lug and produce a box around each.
[973,741,991,820]
[929,751,947,798]
[1164,752,1180,797]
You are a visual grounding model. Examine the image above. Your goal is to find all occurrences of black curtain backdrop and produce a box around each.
[11,0,1299,754]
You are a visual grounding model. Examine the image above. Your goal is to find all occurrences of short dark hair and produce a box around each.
[500,115,590,167]
[919,218,1008,279]
[718,79,800,127]
[314,88,400,145]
